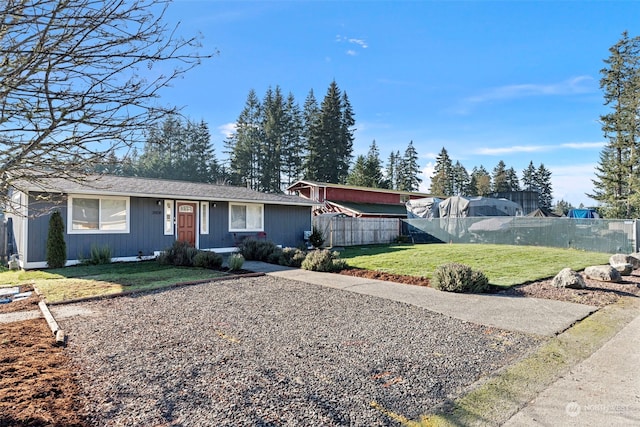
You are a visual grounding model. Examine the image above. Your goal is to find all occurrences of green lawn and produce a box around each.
[0,261,227,303]
[339,244,612,287]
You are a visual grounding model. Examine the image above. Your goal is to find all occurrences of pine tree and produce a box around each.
[429,147,453,196]
[346,155,369,187]
[304,81,354,183]
[226,89,263,189]
[384,150,400,190]
[282,92,304,188]
[396,141,422,191]
[505,167,521,191]
[363,141,385,188]
[471,165,491,196]
[46,210,67,268]
[451,161,470,196]
[591,32,640,218]
[492,160,510,193]
[536,163,553,210]
[260,86,285,192]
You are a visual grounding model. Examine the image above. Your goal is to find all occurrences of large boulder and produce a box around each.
[612,263,633,276]
[584,265,622,283]
[609,253,640,270]
[552,268,586,289]
[628,252,640,269]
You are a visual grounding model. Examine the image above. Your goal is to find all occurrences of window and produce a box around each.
[229,203,263,232]
[68,196,129,233]
[200,202,209,234]
[164,200,174,235]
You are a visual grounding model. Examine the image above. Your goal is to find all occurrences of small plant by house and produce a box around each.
[278,247,307,267]
[431,262,489,293]
[238,238,280,261]
[157,241,199,267]
[227,253,245,271]
[193,251,223,269]
[301,249,347,272]
[308,226,325,248]
[46,210,67,268]
[81,245,112,265]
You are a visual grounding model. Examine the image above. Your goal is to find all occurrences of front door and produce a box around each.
[177,202,197,247]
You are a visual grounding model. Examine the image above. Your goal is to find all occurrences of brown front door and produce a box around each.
[177,202,197,247]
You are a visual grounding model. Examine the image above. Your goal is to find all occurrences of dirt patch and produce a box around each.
[0,318,89,427]
[339,268,640,307]
[0,285,39,314]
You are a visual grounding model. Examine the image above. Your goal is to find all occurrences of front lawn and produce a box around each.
[0,261,227,303]
[339,244,611,287]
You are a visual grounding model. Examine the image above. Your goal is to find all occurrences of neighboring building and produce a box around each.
[286,180,431,218]
[6,175,317,269]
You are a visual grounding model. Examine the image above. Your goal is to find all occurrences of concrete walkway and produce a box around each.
[504,312,640,426]
[243,261,597,337]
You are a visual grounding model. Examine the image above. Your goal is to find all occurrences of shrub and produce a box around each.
[301,249,347,272]
[431,262,489,293]
[46,210,67,268]
[81,245,112,265]
[279,247,307,267]
[193,251,223,269]
[228,253,245,271]
[158,240,199,267]
[239,238,279,262]
[308,226,324,248]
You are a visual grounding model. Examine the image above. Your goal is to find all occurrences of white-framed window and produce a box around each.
[68,195,129,234]
[229,203,264,232]
[200,202,209,235]
[164,200,174,235]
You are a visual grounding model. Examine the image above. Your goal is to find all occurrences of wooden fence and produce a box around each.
[313,216,400,247]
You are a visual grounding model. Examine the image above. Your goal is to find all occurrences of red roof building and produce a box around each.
[286,180,431,217]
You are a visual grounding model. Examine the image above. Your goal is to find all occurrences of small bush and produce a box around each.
[158,241,199,267]
[268,246,284,264]
[193,251,223,269]
[279,247,307,267]
[228,253,245,271]
[301,249,347,272]
[81,245,112,265]
[308,226,324,248]
[239,238,279,262]
[431,262,489,293]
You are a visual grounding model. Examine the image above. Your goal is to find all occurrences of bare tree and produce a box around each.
[0,0,209,199]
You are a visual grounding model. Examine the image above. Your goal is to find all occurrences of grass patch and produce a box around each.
[0,261,228,303]
[339,244,611,286]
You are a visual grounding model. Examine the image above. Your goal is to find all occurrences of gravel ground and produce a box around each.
[61,275,543,426]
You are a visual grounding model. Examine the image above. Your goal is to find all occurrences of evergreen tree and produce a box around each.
[226,89,263,189]
[397,141,422,191]
[492,160,510,192]
[505,167,521,191]
[536,163,553,210]
[451,161,470,196]
[522,161,538,191]
[260,86,285,192]
[384,150,400,190]
[553,199,574,216]
[46,210,67,268]
[591,32,640,218]
[363,141,385,188]
[304,81,355,183]
[346,155,369,187]
[429,147,453,196]
[471,165,491,196]
[281,92,304,188]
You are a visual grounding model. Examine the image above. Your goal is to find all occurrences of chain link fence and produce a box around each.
[402,217,638,254]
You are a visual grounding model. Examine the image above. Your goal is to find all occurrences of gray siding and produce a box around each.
[22,194,312,264]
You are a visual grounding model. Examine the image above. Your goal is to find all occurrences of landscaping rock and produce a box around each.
[609,254,640,270]
[628,252,640,269]
[551,268,586,289]
[584,265,622,283]
[611,263,633,276]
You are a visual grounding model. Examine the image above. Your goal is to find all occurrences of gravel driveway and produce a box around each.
[61,275,543,426]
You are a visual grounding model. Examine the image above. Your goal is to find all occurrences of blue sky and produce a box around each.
[158,0,640,207]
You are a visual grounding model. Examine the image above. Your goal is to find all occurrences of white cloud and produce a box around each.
[549,163,598,206]
[348,38,368,49]
[419,161,435,194]
[218,122,236,138]
[474,141,605,156]
[346,49,357,56]
[336,35,368,54]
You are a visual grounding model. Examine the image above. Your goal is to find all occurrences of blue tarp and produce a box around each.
[567,209,598,219]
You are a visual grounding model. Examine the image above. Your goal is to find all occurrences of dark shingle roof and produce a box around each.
[16,175,318,207]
